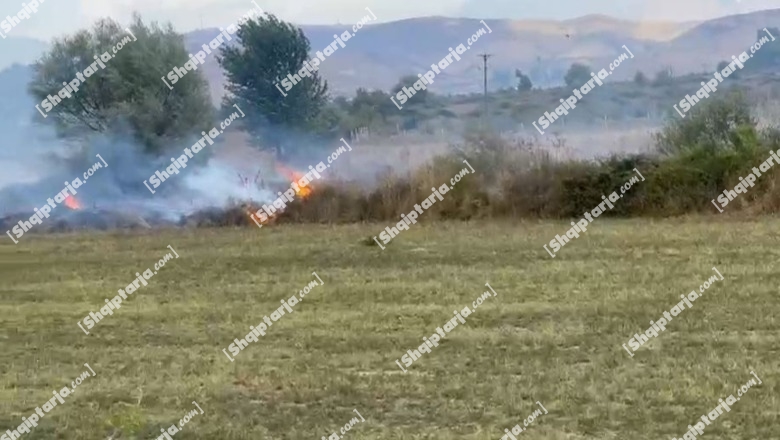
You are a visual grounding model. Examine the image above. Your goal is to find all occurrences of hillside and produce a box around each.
[2,9,778,100]
[181,10,779,98]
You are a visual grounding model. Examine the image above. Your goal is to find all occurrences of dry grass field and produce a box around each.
[0,218,778,439]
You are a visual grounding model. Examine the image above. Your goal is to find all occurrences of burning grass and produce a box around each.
[274,163,314,199]
[8,125,780,236]
[64,195,83,210]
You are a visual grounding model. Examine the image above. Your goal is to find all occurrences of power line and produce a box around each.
[478,53,492,121]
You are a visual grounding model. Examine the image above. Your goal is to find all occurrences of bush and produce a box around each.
[634,71,649,86]
[652,68,674,87]
[655,91,756,156]
[564,63,592,88]
[556,155,657,217]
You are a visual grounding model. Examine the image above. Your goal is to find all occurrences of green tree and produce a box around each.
[29,15,214,155]
[348,88,395,126]
[218,13,328,157]
[655,91,755,156]
[390,75,436,130]
[633,71,648,85]
[652,67,674,86]
[715,60,740,80]
[391,75,431,107]
[515,69,532,91]
[563,63,591,88]
[307,102,344,137]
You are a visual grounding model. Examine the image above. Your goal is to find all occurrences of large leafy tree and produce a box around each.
[652,67,674,87]
[218,14,328,157]
[29,14,214,155]
[391,74,431,106]
[349,88,395,125]
[390,75,435,130]
[633,71,648,85]
[515,69,532,91]
[563,63,591,88]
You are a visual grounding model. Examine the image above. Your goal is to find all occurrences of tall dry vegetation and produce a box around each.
[204,91,780,227]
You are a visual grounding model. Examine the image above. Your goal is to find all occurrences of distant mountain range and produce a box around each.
[2,9,779,101]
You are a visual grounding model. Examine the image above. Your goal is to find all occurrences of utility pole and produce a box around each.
[478,53,492,122]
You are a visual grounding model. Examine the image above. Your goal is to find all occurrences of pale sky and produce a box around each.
[2,0,780,41]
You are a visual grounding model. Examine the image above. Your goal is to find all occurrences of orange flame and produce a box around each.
[64,195,82,210]
[245,164,317,226]
[275,164,313,199]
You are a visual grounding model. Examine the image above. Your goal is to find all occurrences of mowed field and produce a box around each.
[0,219,778,439]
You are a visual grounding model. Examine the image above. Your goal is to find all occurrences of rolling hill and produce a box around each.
[1,9,778,101]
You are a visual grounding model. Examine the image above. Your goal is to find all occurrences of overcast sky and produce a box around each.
[3,0,780,41]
